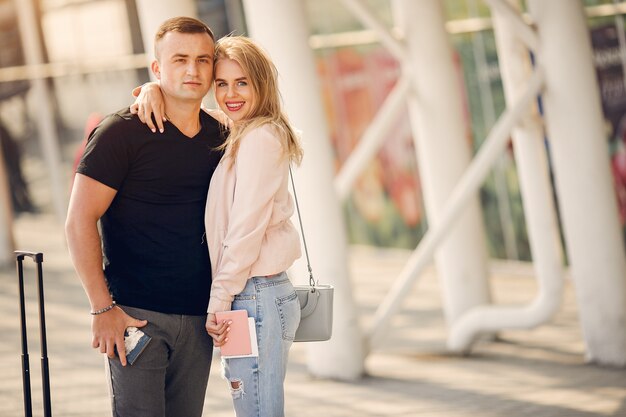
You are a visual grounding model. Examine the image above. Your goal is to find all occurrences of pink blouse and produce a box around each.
[205,123,302,314]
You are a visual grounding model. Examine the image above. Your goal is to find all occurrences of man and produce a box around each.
[65,17,225,417]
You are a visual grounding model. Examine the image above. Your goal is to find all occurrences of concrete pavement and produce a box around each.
[0,212,624,417]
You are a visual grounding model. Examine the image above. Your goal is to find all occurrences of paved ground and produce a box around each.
[1,212,625,417]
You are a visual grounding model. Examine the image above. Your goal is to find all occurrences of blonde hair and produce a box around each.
[214,36,303,166]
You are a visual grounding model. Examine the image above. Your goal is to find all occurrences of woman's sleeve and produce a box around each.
[207,127,286,313]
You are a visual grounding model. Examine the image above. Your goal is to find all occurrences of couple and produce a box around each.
[65,16,303,417]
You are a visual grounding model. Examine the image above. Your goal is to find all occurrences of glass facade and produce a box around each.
[303,0,626,260]
[1,0,624,259]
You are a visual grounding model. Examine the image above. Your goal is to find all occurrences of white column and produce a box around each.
[0,142,14,266]
[397,0,491,324]
[14,0,66,221]
[527,0,626,366]
[448,0,565,351]
[135,0,197,64]
[242,0,365,380]
[493,1,564,317]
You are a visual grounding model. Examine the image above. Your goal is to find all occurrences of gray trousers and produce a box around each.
[106,305,213,417]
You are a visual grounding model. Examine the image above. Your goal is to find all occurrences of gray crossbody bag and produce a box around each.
[290,167,334,342]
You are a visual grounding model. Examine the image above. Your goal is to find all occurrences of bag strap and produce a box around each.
[289,166,316,288]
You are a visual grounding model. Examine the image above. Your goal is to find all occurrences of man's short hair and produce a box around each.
[154,16,215,58]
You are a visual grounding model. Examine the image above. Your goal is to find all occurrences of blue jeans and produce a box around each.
[222,272,300,417]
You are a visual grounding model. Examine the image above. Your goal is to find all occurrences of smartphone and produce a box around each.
[123,326,152,365]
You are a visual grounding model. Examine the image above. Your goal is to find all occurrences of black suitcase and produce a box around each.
[15,251,52,417]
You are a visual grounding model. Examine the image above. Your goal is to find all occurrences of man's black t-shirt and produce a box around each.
[77,108,224,315]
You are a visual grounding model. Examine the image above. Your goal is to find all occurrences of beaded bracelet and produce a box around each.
[90,301,116,315]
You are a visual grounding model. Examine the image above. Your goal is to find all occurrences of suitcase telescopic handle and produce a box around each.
[15,251,44,263]
[15,251,52,417]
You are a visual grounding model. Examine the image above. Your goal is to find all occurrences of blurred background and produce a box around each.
[0,1,626,416]
[0,0,625,258]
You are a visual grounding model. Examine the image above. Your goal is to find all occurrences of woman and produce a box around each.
[134,35,303,417]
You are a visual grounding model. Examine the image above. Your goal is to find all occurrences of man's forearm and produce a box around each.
[65,216,112,311]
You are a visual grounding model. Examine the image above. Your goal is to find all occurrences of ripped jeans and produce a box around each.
[222,272,300,417]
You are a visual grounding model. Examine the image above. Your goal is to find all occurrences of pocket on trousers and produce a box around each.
[275,291,300,341]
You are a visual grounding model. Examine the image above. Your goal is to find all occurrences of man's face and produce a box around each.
[152,31,215,103]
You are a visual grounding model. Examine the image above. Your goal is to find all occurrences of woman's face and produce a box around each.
[214,58,255,123]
